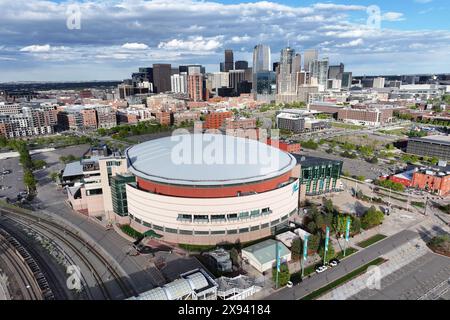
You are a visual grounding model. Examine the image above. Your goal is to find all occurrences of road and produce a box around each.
[266,229,419,300]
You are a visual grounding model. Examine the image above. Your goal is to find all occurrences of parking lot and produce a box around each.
[0,144,90,201]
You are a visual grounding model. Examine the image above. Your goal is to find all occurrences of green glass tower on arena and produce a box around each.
[293,155,343,196]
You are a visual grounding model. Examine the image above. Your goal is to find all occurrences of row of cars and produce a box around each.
[315,258,341,274]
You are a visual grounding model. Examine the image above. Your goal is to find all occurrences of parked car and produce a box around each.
[329,260,338,267]
[315,265,328,273]
[329,258,340,266]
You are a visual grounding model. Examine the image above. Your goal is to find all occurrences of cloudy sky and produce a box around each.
[0,0,449,82]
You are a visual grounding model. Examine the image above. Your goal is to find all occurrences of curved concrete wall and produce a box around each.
[126,179,299,245]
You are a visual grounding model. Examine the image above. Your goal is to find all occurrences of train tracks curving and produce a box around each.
[0,206,137,300]
[0,229,51,300]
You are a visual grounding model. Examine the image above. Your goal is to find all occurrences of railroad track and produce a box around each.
[0,231,46,300]
[0,207,137,300]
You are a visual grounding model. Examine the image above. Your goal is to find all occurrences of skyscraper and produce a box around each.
[253,44,271,73]
[277,47,295,94]
[224,50,234,72]
[171,72,188,93]
[235,60,248,70]
[252,44,271,95]
[341,72,353,89]
[188,74,204,101]
[152,64,172,93]
[328,63,345,81]
[228,70,246,93]
[304,49,319,72]
[310,58,329,89]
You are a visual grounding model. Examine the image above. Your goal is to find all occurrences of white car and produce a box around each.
[329,260,338,267]
[315,265,328,273]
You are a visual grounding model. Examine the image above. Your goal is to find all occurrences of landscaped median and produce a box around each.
[357,234,387,248]
[301,257,387,300]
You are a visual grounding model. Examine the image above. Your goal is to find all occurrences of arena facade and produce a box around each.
[124,133,299,245]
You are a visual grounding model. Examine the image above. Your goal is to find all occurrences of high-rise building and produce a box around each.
[373,77,386,89]
[310,58,329,89]
[328,63,345,81]
[211,72,230,92]
[188,65,205,75]
[171,72,188,94]
[252,44,271,73]
[224,50,234,72]
[277,47,296,94]
[342,72,353,89]
[234,60,248,70]
[188,74,204,102]
[219,62,225,72]
[303,49,318,72]
[138,67,153,83]
[292,54,302,75]
[252,44,271,96]
[229,70,246,93]
[152,64,172,93]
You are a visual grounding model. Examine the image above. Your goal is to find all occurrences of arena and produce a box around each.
[125,133,299,245]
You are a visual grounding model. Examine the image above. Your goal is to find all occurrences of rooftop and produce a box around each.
[126,133,297,186]
[242,239,290,265]
[292,154,343,167]
[409,135,450,146]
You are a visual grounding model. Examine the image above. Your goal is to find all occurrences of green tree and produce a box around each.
[272,264,290,287]
[23,169,37,193]
[361,206,384,229]
[50,172,60,182]
[308,233,320,252]
[32,159,47,170]
[291,237,303,261]
[318,239,335,262]
[323,198,334,214]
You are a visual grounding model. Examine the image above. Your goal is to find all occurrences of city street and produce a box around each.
[266,229,419,300]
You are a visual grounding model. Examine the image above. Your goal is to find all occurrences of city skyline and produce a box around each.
[0,0,449,82]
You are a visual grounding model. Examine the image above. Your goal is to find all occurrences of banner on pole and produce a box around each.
[276,242,281,272]
[345,217,351,242]
[324,226,330,253]
[303,234,309,261]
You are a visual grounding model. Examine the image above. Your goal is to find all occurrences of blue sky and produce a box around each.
[0,0,449,81]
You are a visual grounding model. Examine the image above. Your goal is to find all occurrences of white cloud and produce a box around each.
[158,36,223,51]
[121,42,149,50]
[20,44,51,52]
[382,12,405,21]
[336,38,364,47]
[229,35,251,44]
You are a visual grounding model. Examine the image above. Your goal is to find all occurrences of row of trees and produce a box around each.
[9,140,38,195]
[374,179,405,192]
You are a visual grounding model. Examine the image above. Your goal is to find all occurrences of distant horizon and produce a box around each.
[1,72,449,85]
[1,0,449,82]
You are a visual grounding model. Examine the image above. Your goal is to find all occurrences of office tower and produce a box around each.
[328,63,345,80]
[373,77,386,89]
[341,72,353,89]
[292,54,302,74]
[235,60,248,70]
[171,68,179,76]
[171,72,188,93]
[244,68,253,83]
[152,64,172,93]
[187,65,205,75]
[273,62,279,72]
[229,70,246,93]
[255,71,276,95]
[304,49,319,72]
[310,58,329,88]
[211,72,230,91]
[253,44,271,73]
[220,62,225,72]
[179,65,188,73]
[138,67,153,83]
[277,47,296,94]
[188,74,204,101]
[224,50,234,72]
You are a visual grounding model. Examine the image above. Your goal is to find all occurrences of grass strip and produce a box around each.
[301,257,386,300]
[357,234,387,248]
